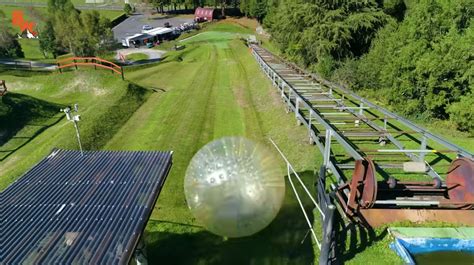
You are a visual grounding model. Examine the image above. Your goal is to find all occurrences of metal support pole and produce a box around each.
[295,98,300,119]
[319,204,335,265]
[61,105,83,156]
[419,135,427,161]
[287,90,292,111]
[73,120,84,156]
[133,236,148,265]
[324,130,332,167]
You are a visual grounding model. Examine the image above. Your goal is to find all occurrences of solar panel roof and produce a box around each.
[1,149,173,264]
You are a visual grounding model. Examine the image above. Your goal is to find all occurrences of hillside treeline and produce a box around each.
[242,0,473,134]
[39,0,114,57]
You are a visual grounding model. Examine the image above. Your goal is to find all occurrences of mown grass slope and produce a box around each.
[0,21,325,264]
[107,28,324,264]
[0,69,149,189]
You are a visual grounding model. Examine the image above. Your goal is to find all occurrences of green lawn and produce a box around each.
[109,29,324,264]
[126,52,149,61]
[8,19,473,264]
[0,5,47,31]
[0,69,148,188]
[0,5,123,25]
[18,39,45,60]
[0,22,325,264]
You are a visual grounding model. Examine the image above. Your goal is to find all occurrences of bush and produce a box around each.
[351,0,473,121]
[0,22,24,58]
[124,4,133,15]
[447,93,474,135]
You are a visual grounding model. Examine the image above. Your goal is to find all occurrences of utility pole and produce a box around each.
[61,104,83,156]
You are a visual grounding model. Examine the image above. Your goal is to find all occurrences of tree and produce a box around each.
[39,20,59,58]
[53,10,80,54]
[448,91,474,134]
[252,0,266,22]
[124,3,133,15]
[47,0,75,13]
[0,16,24,58]
[43,0,115,57]
[263,0,388,69]
[343,0,474,133]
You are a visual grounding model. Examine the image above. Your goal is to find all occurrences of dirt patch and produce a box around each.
[63,75,107,96]
[233,85,249,108]
[8,80,41,92]
[224,17,260,31]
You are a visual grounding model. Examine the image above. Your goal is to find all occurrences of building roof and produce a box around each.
[195,7,215,19]
[125,33,146,41]
[1,149,173,264]
[142,27,173,36]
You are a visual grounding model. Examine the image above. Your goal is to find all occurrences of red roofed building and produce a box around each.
[194,7,217,22]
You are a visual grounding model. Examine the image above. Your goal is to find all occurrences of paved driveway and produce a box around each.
[113,14,194,43]
[116,48,166,65]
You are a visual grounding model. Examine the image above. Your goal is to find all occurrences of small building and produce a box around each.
[122,33,145,47]
[122,27,175,47]
[18,29,38,39]
[194,7,217,22]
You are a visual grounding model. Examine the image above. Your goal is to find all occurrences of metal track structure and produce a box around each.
[250,44,474,228]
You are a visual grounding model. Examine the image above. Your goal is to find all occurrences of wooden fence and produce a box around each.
[57,57,124,80]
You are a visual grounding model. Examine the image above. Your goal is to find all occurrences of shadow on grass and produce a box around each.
[332,210,388,264]
[80,83,151,150]
[0,92,63,160]
[145,171,317,265]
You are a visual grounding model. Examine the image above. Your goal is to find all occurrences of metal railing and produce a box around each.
[269,139,336,264]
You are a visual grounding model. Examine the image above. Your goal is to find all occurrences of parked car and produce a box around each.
[142,25,153,31]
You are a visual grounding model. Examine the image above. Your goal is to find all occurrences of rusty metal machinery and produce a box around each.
[250,44,474,227]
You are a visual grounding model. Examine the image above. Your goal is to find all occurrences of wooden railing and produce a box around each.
[0,80,7,96]
[57,57,124,80]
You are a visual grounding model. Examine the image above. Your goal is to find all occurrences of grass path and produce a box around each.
[106,31,322,264]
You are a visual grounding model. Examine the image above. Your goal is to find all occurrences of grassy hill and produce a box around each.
[8,19,470,264]
[0,21,333,264]
[108,26,328,264]
[0,69,149,188]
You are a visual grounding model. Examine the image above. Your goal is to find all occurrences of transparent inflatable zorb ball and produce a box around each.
[184,137,285,238]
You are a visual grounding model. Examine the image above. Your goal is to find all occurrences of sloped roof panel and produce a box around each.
[1,149,173,264]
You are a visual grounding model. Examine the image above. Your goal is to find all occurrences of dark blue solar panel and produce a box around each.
[0,149,173,264]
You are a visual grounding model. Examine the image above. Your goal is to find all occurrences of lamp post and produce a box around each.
[61,104,83,156]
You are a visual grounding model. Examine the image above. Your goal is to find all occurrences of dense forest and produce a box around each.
[239,0,473,134]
